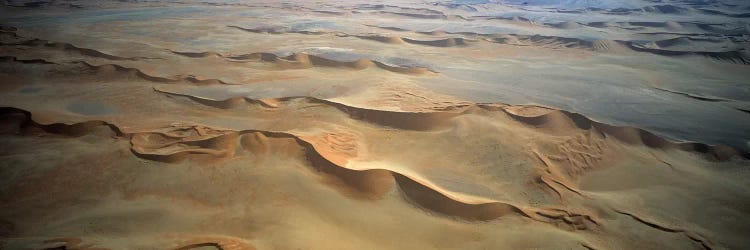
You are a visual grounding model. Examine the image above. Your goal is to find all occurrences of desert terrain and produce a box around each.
[0,0,749,249]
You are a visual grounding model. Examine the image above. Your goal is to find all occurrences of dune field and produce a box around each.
[0,0,749,249]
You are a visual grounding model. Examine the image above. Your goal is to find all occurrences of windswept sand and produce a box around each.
[1,0,749,249]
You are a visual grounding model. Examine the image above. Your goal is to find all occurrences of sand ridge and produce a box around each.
[1,1,749,249]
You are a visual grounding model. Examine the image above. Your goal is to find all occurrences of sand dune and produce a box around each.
[0,106,663,225]
[261,17,745,61]
[1,37,155,61]
[354,35,475,47]
[169,49,434,74]
[2,91,744,248]
[148,87,750,161]
[231,25,474,48]
[1,1,749,249]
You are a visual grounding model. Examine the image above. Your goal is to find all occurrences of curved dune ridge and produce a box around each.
[230,25,473,48]
[150,89,749,161]
[354,34,474,47]
[351,4,456,20]
[498,2,748,17]
[377,11,450,20]
[483,16,539,25]
[551,21,583,29]
[390,20,746,36]
[0,107,123,137]
[12,88,726,248]
[151,88,465,131]
[479,17,742,35]
[490,34,747,59]
[1,56,251,87]
[556,20,688,31]
[227,25,329,35]
[185,31,749,64]
[0,26,745,155]
[651,37,710,49]
[2,100,738,242]
[0,36,158,61]
[354,34,406,44]
[231,23,750,63]
[498,105,743,161]
[169,50,434,74]
[0,106,598,229]
[363,25,750,63]
[629,43,750,64]
[493,35,748,63]
[76,61,233,85]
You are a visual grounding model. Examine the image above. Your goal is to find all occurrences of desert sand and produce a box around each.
[0,0,749,249]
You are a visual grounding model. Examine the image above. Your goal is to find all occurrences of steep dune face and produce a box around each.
[1,0,750,249]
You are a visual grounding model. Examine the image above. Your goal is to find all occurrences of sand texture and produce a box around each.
[1,0,749,249]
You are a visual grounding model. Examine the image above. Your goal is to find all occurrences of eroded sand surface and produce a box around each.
[1,0,749,249]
